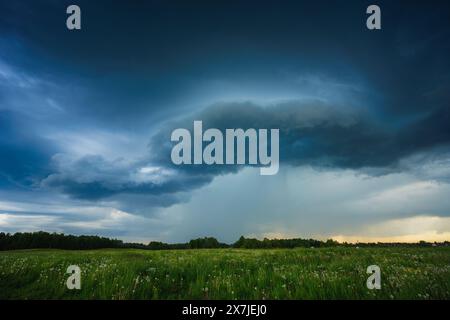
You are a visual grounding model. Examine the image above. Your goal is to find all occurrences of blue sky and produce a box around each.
[1,0,450,243]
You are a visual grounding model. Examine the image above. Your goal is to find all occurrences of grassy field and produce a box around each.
[0,247,449,299]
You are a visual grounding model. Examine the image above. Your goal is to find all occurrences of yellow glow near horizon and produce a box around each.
[329,215,450,243]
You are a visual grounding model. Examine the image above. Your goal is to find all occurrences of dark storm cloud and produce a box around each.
[42,98,450,205]
[2,0,449,122]
[0,0,450,215]
[0,111,55,188]
[41,154,213,201]
[150,100,450,172]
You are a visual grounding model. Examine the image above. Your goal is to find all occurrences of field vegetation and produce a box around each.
[1,247,449,299]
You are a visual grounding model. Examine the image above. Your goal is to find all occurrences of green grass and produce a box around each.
[0,247,449,299]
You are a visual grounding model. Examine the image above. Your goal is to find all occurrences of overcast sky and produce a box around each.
[1,0,450,243]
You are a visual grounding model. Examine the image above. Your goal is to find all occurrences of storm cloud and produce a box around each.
[40,98,450,209]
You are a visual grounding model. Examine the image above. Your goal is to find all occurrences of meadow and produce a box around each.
[0,247,449,299]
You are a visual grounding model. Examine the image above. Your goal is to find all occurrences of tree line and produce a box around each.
[0,231,448,251]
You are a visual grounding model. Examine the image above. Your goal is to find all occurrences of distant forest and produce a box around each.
[0,231,449,251]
